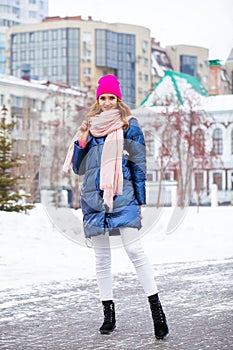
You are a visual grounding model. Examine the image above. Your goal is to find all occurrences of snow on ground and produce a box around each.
[0,204,232,290]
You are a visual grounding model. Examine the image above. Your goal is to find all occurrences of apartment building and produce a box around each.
[165,44,233,95]
[165,44,209,91]
[0,0,48,74]
[150,37,173,88]
[6,16,151,108]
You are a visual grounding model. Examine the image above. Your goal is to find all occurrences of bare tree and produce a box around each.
[46,101,89,209]
[143,94,221,208]
[32,82,91,209]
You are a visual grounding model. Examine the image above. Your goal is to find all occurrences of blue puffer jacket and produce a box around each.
[72,118,146,238]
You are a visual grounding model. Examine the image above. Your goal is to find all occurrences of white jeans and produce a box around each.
[92,227,158,301]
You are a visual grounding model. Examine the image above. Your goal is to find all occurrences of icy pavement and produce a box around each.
[1,258,233,350]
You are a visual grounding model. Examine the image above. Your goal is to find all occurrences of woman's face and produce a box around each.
[98,94,118,111]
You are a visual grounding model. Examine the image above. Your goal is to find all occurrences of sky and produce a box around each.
[48,0,233,63]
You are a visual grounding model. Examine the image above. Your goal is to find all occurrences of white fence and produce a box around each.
[146,181,177,206]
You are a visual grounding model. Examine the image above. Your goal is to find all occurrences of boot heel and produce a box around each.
[148,294,169,340]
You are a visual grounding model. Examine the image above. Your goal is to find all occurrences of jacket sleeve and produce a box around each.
[72,140,89,175]
[126,119,146,205]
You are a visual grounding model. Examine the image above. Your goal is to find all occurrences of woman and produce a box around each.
[63,75,169,340]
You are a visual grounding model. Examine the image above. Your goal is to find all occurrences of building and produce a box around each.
[225,48,233,94]
[151,37,173,88]
[208,59,231,96]
[165,44,232,96]
[0,74,87,202]
[134,72,233,206]
[4,14,233,107]
[6,16,152,108]
[151,44,232,96]
[165,44,209,91]
[0,0,48,74]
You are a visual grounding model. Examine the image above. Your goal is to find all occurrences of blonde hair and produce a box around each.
[86,98,131,129]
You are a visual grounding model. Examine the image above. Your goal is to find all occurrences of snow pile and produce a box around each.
[0,204,232,289]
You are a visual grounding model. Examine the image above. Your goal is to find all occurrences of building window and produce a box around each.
[1,33,6,41]
[62,47,66,57]
[83,67,91,76]
[231,129,233,154]
[12,95,22,108]
[164,172,173,181]
[42,67,48,76]
[143,57,148,66]
[180,55,197,77]
[194,172,204,191]
[212,128,223,155]
[147,173,153,181]
[52,66,58,75]
[42,49,48,59]
[40,100,45,112]
[213,172,222,190]
[0,94,4,105]
[20,33,26,43]
[11,34,17,44]
[29,50,35,59]
[30,98,37,110]
[83,50,91,59]
[42,31,48,41]
[21,51,26,60]
[126,53,131,61]
[12,7,20,15]
[29,32,35,42]
[52,48,58,58]
[61,66,66,75]
[0,4,10,14]
[12,51,17,61]
[142,40,148,52]
[194,128,205,156]
[52,30,58,40]
[29,11,37,18]
[29,0,36,3]
[61,29,66,39]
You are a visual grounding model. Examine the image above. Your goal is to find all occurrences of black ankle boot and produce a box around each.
[148,293,169,340]
[99,300,116,334]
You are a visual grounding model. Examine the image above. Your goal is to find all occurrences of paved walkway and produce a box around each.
[0,259,233,350]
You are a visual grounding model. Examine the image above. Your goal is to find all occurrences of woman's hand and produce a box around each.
[78,120,90,142]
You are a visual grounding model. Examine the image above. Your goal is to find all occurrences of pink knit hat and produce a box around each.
[96,75,122,100]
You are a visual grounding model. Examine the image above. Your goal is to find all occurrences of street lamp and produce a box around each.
[1,104,8,122]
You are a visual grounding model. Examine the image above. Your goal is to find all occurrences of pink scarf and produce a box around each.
[63,109,125,212]
[62,129,80,173]
[91,110,124,212]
